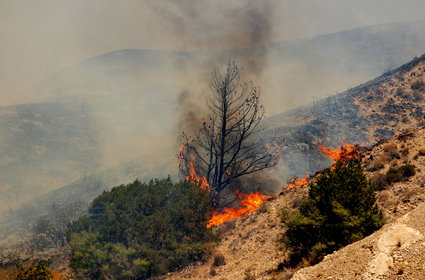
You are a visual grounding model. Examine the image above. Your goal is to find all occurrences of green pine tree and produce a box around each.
[282,160,384,266]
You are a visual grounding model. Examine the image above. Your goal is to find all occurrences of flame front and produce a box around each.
[206,192,271,228]
[319,143,357,163]
[286,176,309,191]
[186,161,210,191]
[184,159,270,228]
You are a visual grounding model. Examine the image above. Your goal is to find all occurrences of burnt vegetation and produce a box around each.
[179,61,280,209]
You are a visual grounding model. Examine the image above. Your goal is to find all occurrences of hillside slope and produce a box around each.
[3,48,425,252]
[266,53,425,179]
[1,21,425,219]
[0,102,102,214]
[166,128,425,280]
[293,129,425,280]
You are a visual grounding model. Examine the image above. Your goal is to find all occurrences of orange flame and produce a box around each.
[179,145,185,154]
[183,159,270,228]
[206,192,271,228]
[319,143,357,163]
[186,161,210,191]
[286,175,309,191]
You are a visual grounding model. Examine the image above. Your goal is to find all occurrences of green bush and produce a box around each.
[386,164,415,183]
[281,160,384,266]
[16,262,52,280]
[68,177,215,279]
[370,164,416,191]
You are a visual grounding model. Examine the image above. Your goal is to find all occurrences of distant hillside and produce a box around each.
[264,53,425,179]
[0,102,102,214]
[0,146,177,242]
[1,22,425,247]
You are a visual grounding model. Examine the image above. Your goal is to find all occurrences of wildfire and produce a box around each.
[286,175,309,191]
[206,192,271,228]
[184,160,271,228]
[186,161,210,191]
[319,143,358,163]
[285,143,360,191]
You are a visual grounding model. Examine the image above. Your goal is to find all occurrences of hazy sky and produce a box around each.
[1,0,425,105]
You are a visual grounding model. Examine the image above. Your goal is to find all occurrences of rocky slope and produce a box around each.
[292,129,425,280]
[165,128,425,280]
[265,53,425,180]
[2,127,422,280]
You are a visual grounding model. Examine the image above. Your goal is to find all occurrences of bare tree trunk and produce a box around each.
[179,61,281,209]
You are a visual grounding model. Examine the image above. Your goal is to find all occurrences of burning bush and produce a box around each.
[68,178,215,279]
[281,160,384,266]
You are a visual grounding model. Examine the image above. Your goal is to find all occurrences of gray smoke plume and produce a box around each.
[168,0,277,139]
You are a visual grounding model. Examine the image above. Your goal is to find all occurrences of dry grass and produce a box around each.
[280,269,295,280]
[382,143,400,161]
[377,190,399,211]
[0,268,18,280]
[244,270,256,280]
[401,187,420,202]
[400,148,410,158]
[209,267,217,276]
[367,158,385,171]
[212,253,226,267]
[371,173,389,191]
[411,80,425,90]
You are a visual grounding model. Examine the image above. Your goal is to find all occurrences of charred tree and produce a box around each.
[179,61,280,209]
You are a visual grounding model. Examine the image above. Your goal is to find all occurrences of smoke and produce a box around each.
[1,0,425,217]
[147,0,276,51]
[1,0,425,107]
[176,89,204,138]
[169,0,277,141]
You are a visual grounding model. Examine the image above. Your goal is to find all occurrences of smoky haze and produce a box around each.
[1,1,425,215]
[2,0,425,105]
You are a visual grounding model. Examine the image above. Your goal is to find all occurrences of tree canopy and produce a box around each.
[68,178,215,279]
[282,160,384,266]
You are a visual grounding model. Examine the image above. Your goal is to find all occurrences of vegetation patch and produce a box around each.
[68,178,215,279]
[386,164,416,183]
[382,143,400,161]
[16,262,53,280]
[371,163,416,191]
[281,160,384,267]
